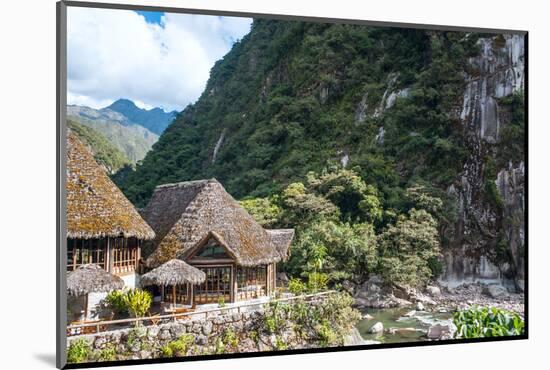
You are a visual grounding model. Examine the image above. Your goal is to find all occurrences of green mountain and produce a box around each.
[67,105,159,163]
[106,99,178,135]
[115,20,524,288]
[67,119,131,174]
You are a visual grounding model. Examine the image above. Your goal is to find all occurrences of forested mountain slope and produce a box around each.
[115,20,525,290]
[67,104,159,163]
[67,119,131,174]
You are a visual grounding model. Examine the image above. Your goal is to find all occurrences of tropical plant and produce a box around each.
[123,288,152,323]
[453,307,525,338]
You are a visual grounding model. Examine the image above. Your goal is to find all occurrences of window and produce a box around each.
[164,284,189,305]
[236,266,267,301]
[67,239,106,271]
[193,266,232,304]
[191,238,231,260]
[112,237,139,274]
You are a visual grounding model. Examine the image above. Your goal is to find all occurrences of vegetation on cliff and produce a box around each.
[112,19,524,287]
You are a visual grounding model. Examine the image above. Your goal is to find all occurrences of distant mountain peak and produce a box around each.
[104,98,177,135]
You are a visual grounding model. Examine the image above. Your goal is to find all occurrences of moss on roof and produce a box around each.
[66,131,155,240]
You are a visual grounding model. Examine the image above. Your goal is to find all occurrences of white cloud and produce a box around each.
[67,8,252,111]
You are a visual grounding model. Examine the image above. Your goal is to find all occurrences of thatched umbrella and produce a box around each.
[141,259,206,307]
[67,264,124,319]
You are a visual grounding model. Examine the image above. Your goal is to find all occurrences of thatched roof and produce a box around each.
[67,264,124,296]
[266,229,294,260]
[142,179,295,268]
[141,259,206,286]
[67,131,155,240]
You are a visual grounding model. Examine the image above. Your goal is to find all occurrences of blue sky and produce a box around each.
[136,10,163,25]
[67,8,252,111]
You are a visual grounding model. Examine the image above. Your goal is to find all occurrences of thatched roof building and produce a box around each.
[66,131,155,240]
[141,259,206,286]
[67,264,124,296]
[266,229,295,260]
[142,179,293,268]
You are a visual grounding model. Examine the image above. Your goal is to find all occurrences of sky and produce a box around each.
[67,7,252,112]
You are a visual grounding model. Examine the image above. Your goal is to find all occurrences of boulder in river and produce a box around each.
[427,323,457,340]
[416,302,425,311]
[368,322,384,334]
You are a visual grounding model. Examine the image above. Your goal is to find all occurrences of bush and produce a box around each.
[222,328,239,348]
[93,343,117,362]
[104,290,127,315]
[315,320,338,346]
[454,307,525,338]
[306,272,330,293]
[288,278,307,295]
[67,338,91,364]
[161,334,195,358]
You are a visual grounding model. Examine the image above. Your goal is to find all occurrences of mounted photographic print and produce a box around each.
[56,1,527,368]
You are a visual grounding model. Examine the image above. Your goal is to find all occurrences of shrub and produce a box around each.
[67,338,91,364]
[222,328,239,348]
[93,343,117,362]
[306,272,329,293]
[123,289,152,323]
[315,320,338,346]
[126,326,147,350]
[104,290,127,315]
[288,278,307,295]
[218,296,226,308]
[161,334,195,358]
[454,307,525,338]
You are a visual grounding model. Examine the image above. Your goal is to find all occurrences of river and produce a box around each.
[356,307,453,344]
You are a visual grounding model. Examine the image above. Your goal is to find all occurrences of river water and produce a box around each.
[356,307,453,344]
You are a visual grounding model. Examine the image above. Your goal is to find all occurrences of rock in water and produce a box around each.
[403,310,416,318]
[362,313,374,320]
[427,323,457,340]
[416,302,425,311]
[368,322,384,334]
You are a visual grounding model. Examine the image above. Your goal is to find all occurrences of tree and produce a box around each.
[378,208,440,287]
[307,168,383,223]
[287,219,377,282]
[240,196,282,227]
[279,182,340,228]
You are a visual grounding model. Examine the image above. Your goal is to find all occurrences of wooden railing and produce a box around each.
[67,290,335,336]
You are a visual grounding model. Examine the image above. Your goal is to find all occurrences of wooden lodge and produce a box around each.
[66,131,155,320]
[141,179,294,306]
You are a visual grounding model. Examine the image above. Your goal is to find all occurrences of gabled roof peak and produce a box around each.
[142,179,294,268]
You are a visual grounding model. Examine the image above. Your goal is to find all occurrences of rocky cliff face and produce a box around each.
[440,35,525,291]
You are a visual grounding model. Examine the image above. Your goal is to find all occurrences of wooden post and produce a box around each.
[172,285,176,308]
[107,238,114,273]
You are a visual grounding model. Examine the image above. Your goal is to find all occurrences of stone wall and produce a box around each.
[67,293,362,364]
